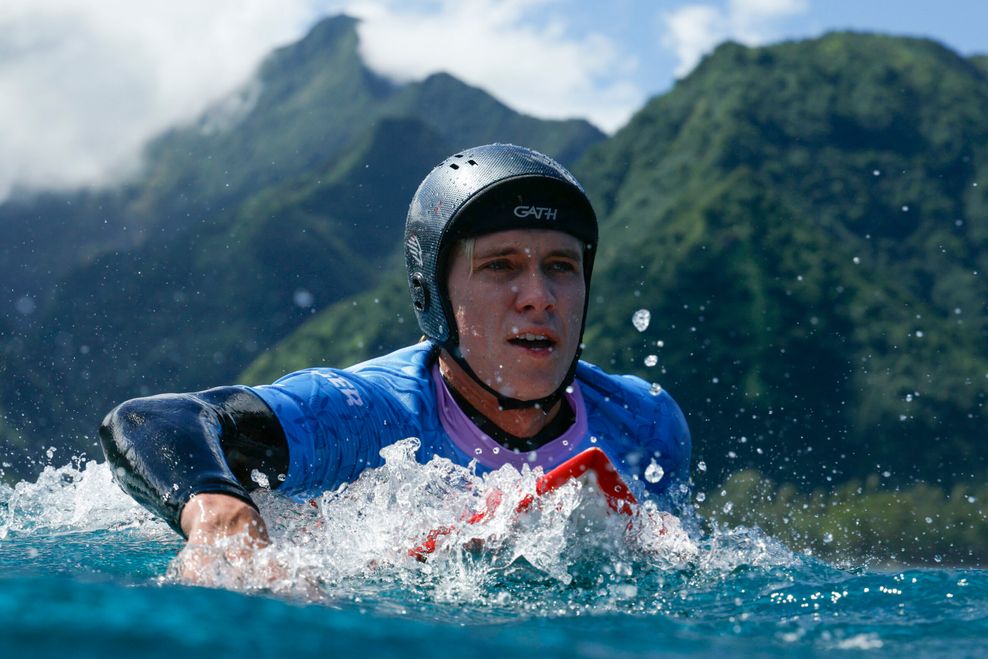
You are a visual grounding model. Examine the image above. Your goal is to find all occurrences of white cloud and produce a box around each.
[0,0,647,201]
[345,0,643,133]
[0,0,326,201]
[661,5,729,78]
[661,0,808,78]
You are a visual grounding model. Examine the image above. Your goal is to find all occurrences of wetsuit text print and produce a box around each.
[317,373,364,407]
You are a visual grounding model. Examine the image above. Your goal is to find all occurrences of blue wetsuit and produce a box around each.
[251,342,691,510]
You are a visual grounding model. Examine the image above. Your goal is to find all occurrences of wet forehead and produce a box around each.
[471,229,583,259]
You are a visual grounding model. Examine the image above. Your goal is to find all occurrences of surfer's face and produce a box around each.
[446,229,585,401]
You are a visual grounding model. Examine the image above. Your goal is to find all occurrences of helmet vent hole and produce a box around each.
[468,159,477,166]
[449,163,460,170]
[411,273,429,311]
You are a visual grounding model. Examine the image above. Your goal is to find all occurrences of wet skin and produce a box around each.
[440,229,586,437]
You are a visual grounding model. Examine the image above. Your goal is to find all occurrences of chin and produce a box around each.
[510,379,566,402]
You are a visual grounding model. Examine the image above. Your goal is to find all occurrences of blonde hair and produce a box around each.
[458,238,475,278]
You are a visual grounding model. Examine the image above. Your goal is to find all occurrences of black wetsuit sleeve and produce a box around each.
[98,386,289,537]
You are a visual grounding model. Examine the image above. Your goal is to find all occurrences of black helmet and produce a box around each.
[404,143,598,409]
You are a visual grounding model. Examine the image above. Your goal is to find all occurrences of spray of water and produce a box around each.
[0,440,800,613]
[0,456,166,540]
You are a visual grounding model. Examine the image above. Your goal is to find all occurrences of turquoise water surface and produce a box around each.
[1,448,985,658]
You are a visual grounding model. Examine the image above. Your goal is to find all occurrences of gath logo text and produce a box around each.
[513,205,558,220]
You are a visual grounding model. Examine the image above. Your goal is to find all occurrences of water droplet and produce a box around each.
[644,354,657,367]
[852,256,860,264]
[696,492,706,503]
[934,554,942,563]
[474,448,483,455]
[15,296,36,316]
[632,309,651,332]
[698,461,707,472]
[250,469,270,489]
[492,446,500,455]
[722,501,733,514]
[293,288,314,308]
[644,459,664,483]
[649,383,662,396]
[823,532,833,544]
[924,516,933,524]
[656,340,664,348]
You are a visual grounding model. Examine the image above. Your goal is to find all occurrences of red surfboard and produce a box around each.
[409,447,636,561]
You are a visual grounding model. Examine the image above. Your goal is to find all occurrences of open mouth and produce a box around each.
[508,333,556,351]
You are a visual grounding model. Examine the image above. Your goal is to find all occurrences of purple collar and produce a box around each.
[431,363,588,470]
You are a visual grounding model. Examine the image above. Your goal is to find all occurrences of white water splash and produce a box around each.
[1,440,800,610]
[0,458,165,540]
[162,438,710,601]
[697,522,798,573]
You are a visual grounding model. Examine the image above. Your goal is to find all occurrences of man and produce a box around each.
[99,143,692,554]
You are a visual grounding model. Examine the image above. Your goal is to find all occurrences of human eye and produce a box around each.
[477,258,512,272]
[546,259,579,274]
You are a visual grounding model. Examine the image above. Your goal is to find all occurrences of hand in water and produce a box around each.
[175,494,286,590]
[181,493,270,546]
[174,494,325,600]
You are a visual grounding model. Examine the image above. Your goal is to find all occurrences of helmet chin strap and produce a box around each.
[446,346,580,412]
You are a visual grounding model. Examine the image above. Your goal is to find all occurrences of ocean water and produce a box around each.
[1,441,984,658]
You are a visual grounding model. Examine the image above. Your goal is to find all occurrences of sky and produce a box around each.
[1,0,985,201]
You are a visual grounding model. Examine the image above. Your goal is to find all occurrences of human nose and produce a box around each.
[514,270,555,312]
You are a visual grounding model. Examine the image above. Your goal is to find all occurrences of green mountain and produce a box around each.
[246,32,988,491]
[0,17,385,315]
[0,15,601,324]
[970,54,988,77]
[0,15,603,469]
[242,267,414,382]
[18,117,446,444]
